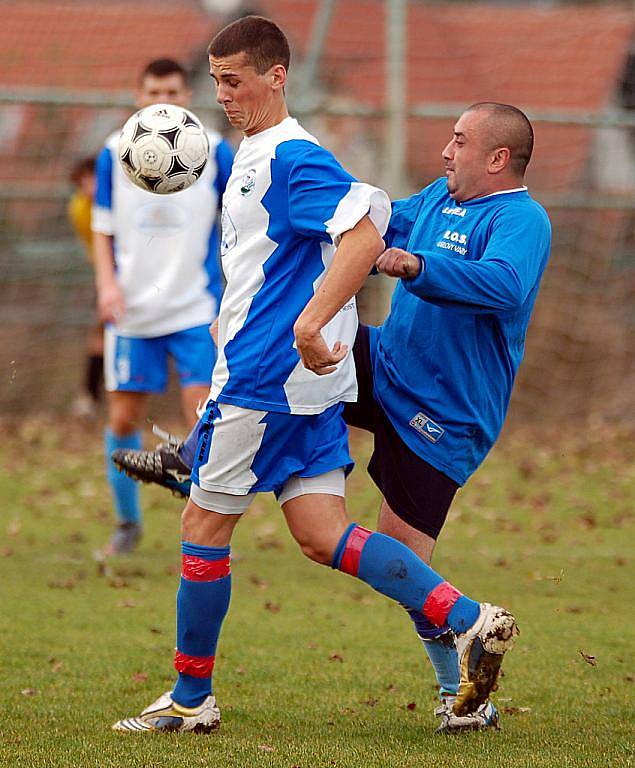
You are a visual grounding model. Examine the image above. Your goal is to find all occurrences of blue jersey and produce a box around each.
[93,128,234,337]
[211,117,391,415]
[373,177,552,485]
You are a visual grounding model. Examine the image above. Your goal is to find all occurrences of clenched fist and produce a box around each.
[375,247,422,280]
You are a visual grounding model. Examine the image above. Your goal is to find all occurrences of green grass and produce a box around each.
[1,418,633,767]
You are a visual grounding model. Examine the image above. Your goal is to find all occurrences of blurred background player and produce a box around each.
[92,58,234,555]
[68,157,103,418]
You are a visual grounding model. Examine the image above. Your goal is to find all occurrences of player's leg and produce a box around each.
[104,390,147,554]
[113,497,242,733]
[103,329,168,554]
[282,489,515,716]
[377,499,499,731]
[113,402,254,733]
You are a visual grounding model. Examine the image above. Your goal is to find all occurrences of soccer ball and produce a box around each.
[118,103,209,194]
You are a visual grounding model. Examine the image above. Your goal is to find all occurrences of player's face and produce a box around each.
[137,73,191,108]
[442,111,493,202]
[210,53,286,136]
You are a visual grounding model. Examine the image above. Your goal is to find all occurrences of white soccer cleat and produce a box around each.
[435,696,500,734]
[454,603,519,716]
[112,691,220,734]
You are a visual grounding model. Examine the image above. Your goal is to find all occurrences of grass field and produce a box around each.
[1,417,633,768]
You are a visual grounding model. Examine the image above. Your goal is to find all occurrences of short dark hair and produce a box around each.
[139,58,189,85]
[69,156,95,185]
[467,102,534,175]
[208,15,290,74]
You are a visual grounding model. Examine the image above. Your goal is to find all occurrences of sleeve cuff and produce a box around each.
[91,206,114,235]
[325,182,391,245]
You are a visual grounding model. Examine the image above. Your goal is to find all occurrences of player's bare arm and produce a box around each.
[93,231,124,323]
[294,214,384,375]
[376,246,422,279]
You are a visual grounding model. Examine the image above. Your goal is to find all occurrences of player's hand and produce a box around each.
[97,279,125,324]
[209,319,219,347]
[375,247,422,279]
[294,321,348,376]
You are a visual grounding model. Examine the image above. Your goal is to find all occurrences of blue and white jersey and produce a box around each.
[92,127,234,338]
[211,117,390,415]
[374,177,552,485]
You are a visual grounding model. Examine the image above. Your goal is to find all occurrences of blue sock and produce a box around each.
[406,609,459,696]
[105,429,142,525]
[178,422,199,469]
[171,542,231,708]
[333,524,480,634]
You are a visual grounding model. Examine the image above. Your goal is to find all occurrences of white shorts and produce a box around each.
[189,399,352,514]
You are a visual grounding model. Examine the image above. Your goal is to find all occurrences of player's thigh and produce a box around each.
[103,328,169,394]
[369,410,459,542]
[167,324,216,390]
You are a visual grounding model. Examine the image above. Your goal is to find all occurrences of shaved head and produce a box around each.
[466,102,534,175]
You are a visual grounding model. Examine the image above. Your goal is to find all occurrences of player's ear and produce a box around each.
[489,147,511,175]
[270,64,287,91]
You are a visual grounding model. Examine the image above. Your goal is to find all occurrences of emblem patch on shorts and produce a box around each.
[409,412,445,443]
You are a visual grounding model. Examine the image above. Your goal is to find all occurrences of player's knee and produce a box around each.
[295,536,334,566]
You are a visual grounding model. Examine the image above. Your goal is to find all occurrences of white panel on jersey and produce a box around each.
[212,152,275,396]
[283,241,358,412]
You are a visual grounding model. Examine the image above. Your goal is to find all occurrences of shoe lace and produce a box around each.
[151,423,182,450]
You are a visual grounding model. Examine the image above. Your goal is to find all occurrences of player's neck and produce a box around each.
[243,101,289,137]
[459,176,525,203]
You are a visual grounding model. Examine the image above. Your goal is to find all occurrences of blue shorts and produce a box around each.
[104,324,216,393]
[191,400,353,498]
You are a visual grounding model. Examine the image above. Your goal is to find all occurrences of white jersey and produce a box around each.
[92,127,233,337]
[211,116,391,415]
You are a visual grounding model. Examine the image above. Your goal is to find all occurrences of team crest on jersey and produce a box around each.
[409,412,445,443]
[240,168,257,196]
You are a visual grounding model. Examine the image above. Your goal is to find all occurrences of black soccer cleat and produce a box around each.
[111,443,192,499]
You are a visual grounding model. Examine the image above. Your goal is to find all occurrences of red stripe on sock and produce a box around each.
[182,555,230,582]
[423,582,462,626]
[339,525,372,577]
[174,650,215,678]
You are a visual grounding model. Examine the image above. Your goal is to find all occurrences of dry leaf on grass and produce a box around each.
[579,649,597,666]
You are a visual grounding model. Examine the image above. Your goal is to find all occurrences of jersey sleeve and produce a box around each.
[285,141,391,244]
[91,145,114,235]
[403,204,552,314]
[213,138,234,205]
[384,187,434,249]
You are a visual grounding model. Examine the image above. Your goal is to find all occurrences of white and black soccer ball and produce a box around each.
[118,103,209,194]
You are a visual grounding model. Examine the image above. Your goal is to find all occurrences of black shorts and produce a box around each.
[343,324,459,540]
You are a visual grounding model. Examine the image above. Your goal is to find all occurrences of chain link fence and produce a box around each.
[1,90,634,422]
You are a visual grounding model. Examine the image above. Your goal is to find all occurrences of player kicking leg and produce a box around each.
[112,399,517,733]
